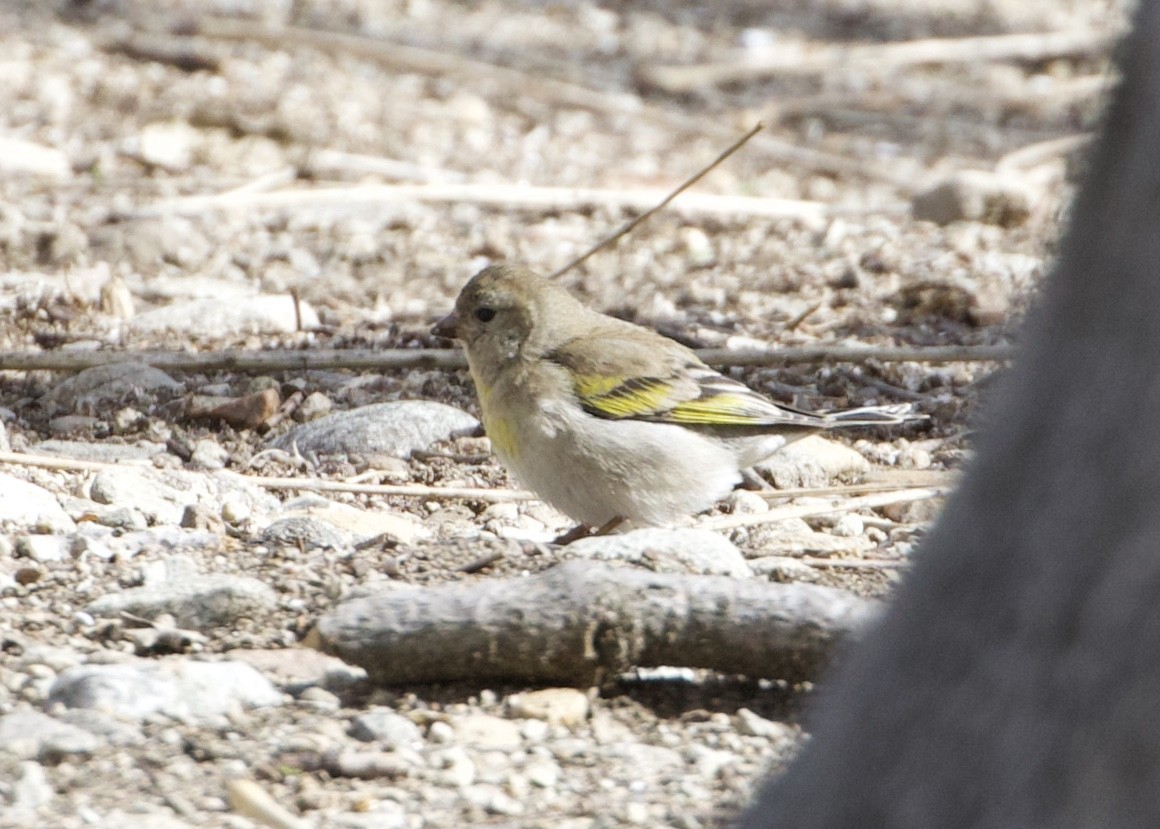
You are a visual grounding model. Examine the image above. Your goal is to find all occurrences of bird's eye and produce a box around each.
[474,307,496,322]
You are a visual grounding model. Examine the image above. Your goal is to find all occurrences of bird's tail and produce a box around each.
[824,403,924,427]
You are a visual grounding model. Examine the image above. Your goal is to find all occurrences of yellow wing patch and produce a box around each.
[575,375,677,419]
[663,393,775,425]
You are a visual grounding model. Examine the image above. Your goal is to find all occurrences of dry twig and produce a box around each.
[550,122,765,278]
[314,560,876,685]
[642,29,1117,93]
[700,487,948,532]
[117,181,846,223]
[0,343,1013,375]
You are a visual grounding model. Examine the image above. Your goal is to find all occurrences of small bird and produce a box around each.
[432,264,917,539]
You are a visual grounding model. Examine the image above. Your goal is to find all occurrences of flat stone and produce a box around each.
[261,496,428,546]
[350,709,423,748]
[86,572,277,629]
[451,714,522,750]
[88,467,278,526]
[271,400,478,460]
[0,473,75,533]
[507,688,590,726]
[0,137,70,179]
[912,169,1032,227]
[0,710,101,760]
[34,439,167,464]
[130,295,319,336]
[48,659,284,724]
[566,528,752,577]
[41,363,180,416]
[756,435,871,489]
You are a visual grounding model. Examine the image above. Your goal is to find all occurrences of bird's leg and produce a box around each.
[551,516,625,546]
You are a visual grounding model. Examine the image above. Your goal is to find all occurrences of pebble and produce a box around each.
[507,688,590,726]
[832,514,864,537]
[271,400,479,460]
[189,438,230,470]
[350,709,423,749]
[261,495,428,546]
[451,714,522,750]
[0,137,70,179]
[296,390,333,422]
[14,534,70,563]
[735,708,798,742]
[754,435,871,488]
[88,466,278,526]
[87,570,277,629]
[12,760,54,811]
[566,528,752,577]
[912,168,1033,227]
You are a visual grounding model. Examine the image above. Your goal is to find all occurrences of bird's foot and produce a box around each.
[552,516,625,546]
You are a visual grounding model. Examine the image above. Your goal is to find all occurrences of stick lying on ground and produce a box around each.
[312,561,875,687]
[741,3,1160,827]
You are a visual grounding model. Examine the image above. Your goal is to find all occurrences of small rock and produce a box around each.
[507,688,590,726]
[262,496,427,546]
[41,363,180,416]
[912,169,1033,227]
[832,514,864,537]
[271,401,478,460]
[295,391,333,422]
[756,435,871,488]
[220,498,251,524]
[261,516,350,550]
[47,415,102,436]
[735,708,798,741]
[882,497,946,525]
[87,573,277,629]
[35,439,167,464]
[14,535,70,563]
[14,566,43,585]
[133,120,202,171]
[451,714,522,750]
[679,226,716,268]
[427,721,455,744]
[0,474,75,532]
[463,784,524,816]
[12,761,54,810]
[189,439,230,470]
[189,388,281,431]
[0,710,101,760]
[89,466,277,526]
[49,659,283,723]
[99,274,136,319]
[748,556,824,584]
[130,295,319,336]
[350,709,423,748]
[566,528,752,577]
[0,137,70,180]
[525,758,561,788]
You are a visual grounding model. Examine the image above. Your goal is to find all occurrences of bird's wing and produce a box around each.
[547,330,829,428]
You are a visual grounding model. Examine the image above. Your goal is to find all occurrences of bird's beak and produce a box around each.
[431,310,461,339]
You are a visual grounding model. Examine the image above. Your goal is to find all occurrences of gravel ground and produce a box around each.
[0,0,1126,827]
